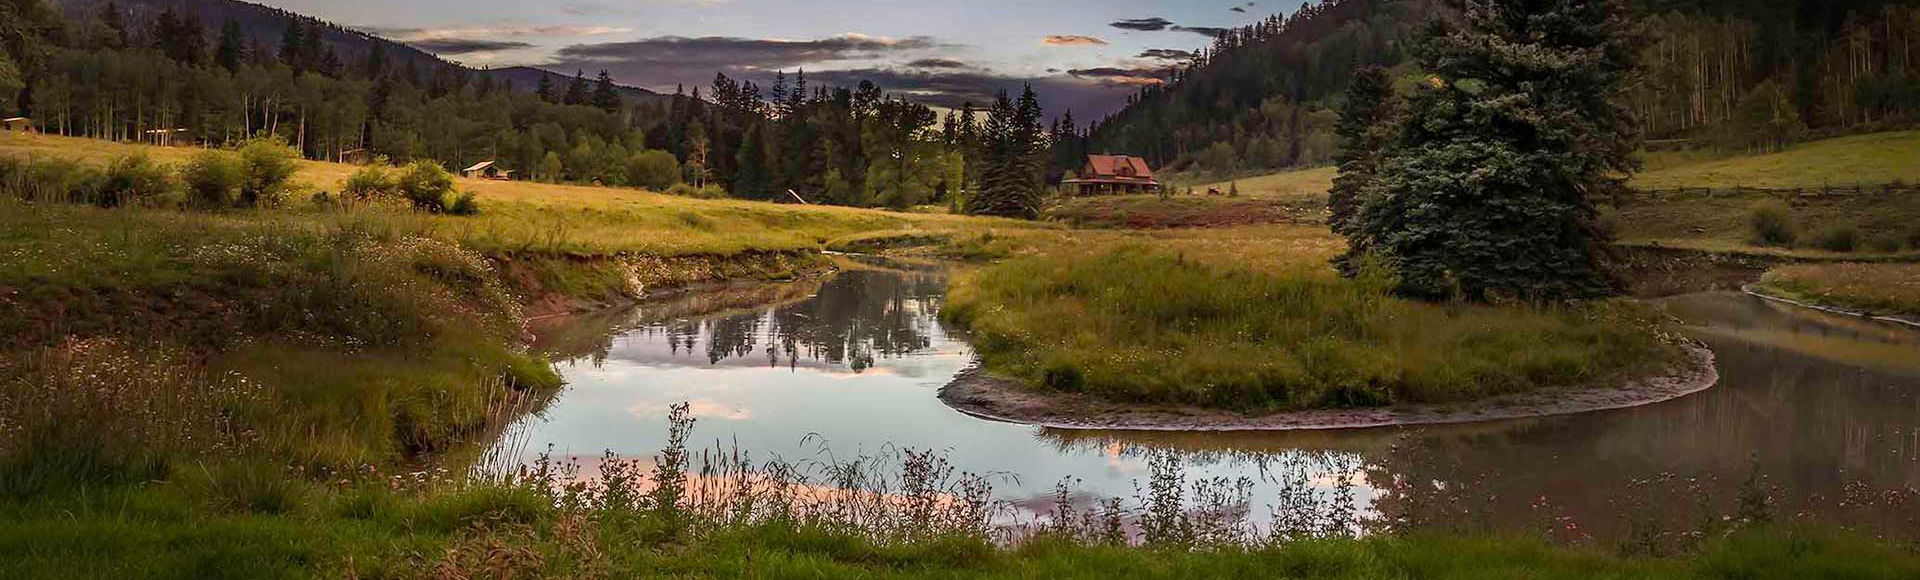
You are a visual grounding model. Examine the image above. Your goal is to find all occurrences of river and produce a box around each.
[489,258,1920,540]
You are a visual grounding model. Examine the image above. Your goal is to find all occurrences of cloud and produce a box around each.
[552,34,944,77]
[406,38,535,55]
[1174,26,1232,38]
[1109,18,1174,32]
[906,58,971,69]
[1067,66,1174,86]
[1137,48,1197,61]
[1042,35,1108,46]
[360,25,633,41]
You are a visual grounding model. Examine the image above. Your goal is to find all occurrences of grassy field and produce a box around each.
[1632,131,1920,190]
[0,132,1039,256]
[1754,263,1920,317]
[943,238,1681,411]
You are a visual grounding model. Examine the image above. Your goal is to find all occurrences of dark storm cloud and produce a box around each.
[1173,26,1231,38]
[405,38,535,54]
[1137,48,1197,61]
[906,58,971,69]
[1067,66,1174,85]
[1109,18,1175,32]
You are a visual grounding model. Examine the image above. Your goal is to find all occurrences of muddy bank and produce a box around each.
[496,250,833,319]
[1744,285,1920,328]
[939,342,1718,431]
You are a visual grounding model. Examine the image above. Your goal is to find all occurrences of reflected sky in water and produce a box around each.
[495,266,1920,537]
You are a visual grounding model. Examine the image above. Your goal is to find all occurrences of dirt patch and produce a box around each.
[938,342,1718,432]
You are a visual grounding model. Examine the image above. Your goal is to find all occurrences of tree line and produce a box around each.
[1092,0,1920,175]
[0,0,1063,217]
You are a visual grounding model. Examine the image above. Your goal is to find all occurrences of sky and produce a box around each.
[270,0,1293,119]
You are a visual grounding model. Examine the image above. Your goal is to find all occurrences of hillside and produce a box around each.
[45,0,661,102]
[1090,0,1920,175]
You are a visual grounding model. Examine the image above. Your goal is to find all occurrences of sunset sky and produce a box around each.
[273,0,1295,117]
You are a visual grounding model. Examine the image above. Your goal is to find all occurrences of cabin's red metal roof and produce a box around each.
[1084,155,1155,181]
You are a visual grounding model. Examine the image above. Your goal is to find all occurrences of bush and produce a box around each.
[1909,225,1920,250]
[626,149,682,191]
[447,191,481,216]
[341,164,395,201]
[238,138,301,206]
[181,150,246,208]
[396,161,456,212]
[97,154,172,208]
[1813,226,1860,252]
[1747,200,1796,246]
[10,157,102,204]
[1866,235,1904,253]
[665,183,726,199]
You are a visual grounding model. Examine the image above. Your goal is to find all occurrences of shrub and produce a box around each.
[181,149,246,208]
[9,157,102,204]
[97,154,172,208]
[1908,225,1920,250]
[447,191,481,216]
[396,161,456,212]
[238,138,301,206]
[626,149,682,191]
[665,183,726,199]
[341,164,395,201]
[1813,226,1860,252]
[1747,200,1796,246]
[1866,235,1904,253]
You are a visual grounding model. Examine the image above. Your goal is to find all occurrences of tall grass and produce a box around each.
[945,246,1681,411]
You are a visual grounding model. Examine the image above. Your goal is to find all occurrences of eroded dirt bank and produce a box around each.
[938,342,1719,431]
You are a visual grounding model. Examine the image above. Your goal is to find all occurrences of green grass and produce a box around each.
[1755,263,1920,317]
[943,245,1680,411]
[0,132,1041,257]
[1633,131,1920,190]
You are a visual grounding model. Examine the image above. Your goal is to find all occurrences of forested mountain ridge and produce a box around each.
[44,0,660,102]
[1091,0,1920,176]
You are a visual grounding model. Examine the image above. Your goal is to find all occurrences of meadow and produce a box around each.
[1755,263,1920,318]
[942,239,1681,411]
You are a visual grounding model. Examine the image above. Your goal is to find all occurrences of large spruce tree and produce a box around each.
[1346,0,1638,300]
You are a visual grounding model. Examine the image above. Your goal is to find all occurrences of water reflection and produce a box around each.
[498,270,1920,540]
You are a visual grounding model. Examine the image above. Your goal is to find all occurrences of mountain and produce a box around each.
[1090,0,1920,175]
[45,0,662,103]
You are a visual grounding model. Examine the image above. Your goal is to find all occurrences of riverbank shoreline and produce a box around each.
[1743,284,1920,328]
[938,341,1719,432]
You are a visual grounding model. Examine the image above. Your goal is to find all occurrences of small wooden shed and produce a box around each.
[1,117,35,134]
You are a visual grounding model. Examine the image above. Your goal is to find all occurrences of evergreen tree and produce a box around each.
[215,19,245,72]
[734,122,772,199]
[97,2,128,50]
[563,70,589,106]
[1347,0,1639,300]
[364,42,387,78]
[967,86,1046,219]
[591,70,621,113]
[279,19,307,72]
[535,74,556,103]
[1328,65,1396,244]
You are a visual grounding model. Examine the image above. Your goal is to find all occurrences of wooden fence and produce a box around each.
[1630,183,1919,198]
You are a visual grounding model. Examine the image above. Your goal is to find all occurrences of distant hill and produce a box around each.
[45,0,663,103]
